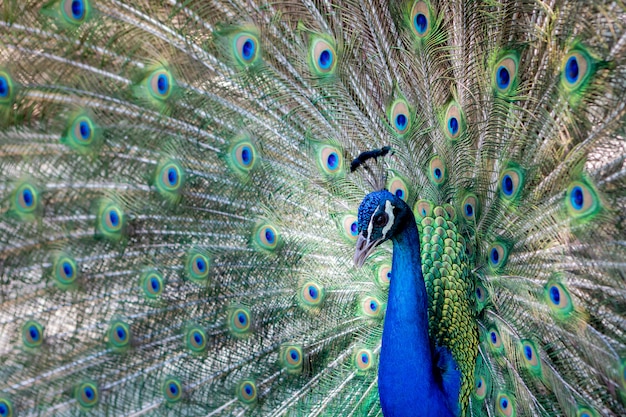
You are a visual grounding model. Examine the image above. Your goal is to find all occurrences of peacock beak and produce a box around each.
[354,233,381,268]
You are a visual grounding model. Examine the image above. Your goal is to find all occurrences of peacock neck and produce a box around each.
[378,213,452,416]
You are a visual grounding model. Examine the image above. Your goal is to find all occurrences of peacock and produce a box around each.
[1,0,625,415]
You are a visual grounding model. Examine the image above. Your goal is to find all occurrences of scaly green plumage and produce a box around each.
[0,0,625,416]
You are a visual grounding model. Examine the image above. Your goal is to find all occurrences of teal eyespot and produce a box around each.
[75,381,99,409]
[229,306,251,335]
[487,326,504,354]
[185,325,207,353]
[414,199,434,220]
[229,137,258,175]
[185,249,210,283]
[576,406,598,417]
[140,269,165,299]
[108,320,131,350]
[298,281,325,309]
[280,344,304,374]
[0,397,13,417]
[234,32,260,66]
[96,201,125,241]
[565,180,600,221]
[561,47,595,94]
[237,380,257,404]
[409,1,432,39]
[60,0,92,25]
[474,374,488,400]
[544,280,574,319]
[340,214,359,241]
[429,156,447,185]
[487,242,508,270]
[253,222,280,252]
[162,377,183,403]
[443,101,464,140]
[499,167,524,201]
[354,348,374,372]
[22,320,44,348]
[310,37,337,76]
[388,99,411,135]
[317,145,343,176]
[12,182,41,220]
[360,296,383,319]
[388,176,409,201]
[155,160,185,203]
[148,69,173,100]
[493,54,519,95]
[495,392,516,417]
[52,253,78,289]
[475,282,487,310]
[0,71,15,105]
[461,194,478,221]
[376,263,391,288]
[520,340,542,375]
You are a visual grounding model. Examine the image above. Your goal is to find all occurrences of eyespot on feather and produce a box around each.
[487,326,504,354]
[162,377,183,403]
[253,222,280,252]
[376,263,391,288]
[75,381,99,409]
[234,32,260,66]
[22,320,44,348]
[495,392,516,417]
[544,280,574,319]
[499,167,524,201]
[388,99,411,135]
[155,159,185,202]
[185,325,207,353]
[237,380,257,404]
[0,71,15,105]
[565,180,600,220]
[520,340,542,375]
[340,214,359,241]
[576,406,598,417]
[487,242,508,270]
[410,1,432,39]
[13,182,40,218]
[414,200,434,220]
[443,101,464,140]
[318,145,343,176]
[229,306,251,335]
[493,54,518,95]
[473,374,488,400]
[97,201,125,240]
[280,345,304,373]
[108,320,131,350]
[310,37,337,75]
[429,156,447,185]
[53,253,78,289]
[185,249,210,283]
[0,397,13,417]
[61,0,91,25]
[387,176,409,201]
[360,296,383,319]
[354,348,374,372]
[561,47,594,93]
[147,69,173,100]
[229,138,258,174]
[461,194,478,221]
[141,269,165,299]
[299,281,325,308]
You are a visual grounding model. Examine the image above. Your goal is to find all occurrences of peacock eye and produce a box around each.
[374,213,388,228]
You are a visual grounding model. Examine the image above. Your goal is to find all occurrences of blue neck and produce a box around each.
[378,214,452,417]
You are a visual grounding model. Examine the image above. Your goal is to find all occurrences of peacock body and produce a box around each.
[1,0,625,416]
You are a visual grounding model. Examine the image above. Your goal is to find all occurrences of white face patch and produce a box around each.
[381,200,395,239]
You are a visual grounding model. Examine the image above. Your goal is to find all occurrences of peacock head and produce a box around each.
[354,190,412,267]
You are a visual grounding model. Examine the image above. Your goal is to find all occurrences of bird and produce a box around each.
[0,0,625,416]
